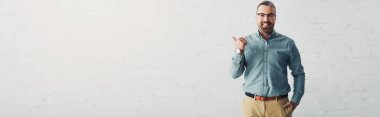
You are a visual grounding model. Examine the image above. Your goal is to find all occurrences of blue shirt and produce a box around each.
[230,30,305,104]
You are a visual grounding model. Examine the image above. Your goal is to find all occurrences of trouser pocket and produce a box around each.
[279,98,293,117]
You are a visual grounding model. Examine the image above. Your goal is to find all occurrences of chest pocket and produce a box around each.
[243,46,261,67]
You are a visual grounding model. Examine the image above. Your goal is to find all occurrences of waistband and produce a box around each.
[245,92,288,101]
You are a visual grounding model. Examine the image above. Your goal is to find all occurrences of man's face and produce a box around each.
[256,5,276,34]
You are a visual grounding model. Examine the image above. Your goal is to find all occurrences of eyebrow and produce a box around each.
[256,13,276,14]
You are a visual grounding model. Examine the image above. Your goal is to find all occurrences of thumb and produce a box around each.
[232,36,237,41]
[282,103,291,108]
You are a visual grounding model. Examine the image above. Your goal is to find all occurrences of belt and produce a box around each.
[245,92,288,101]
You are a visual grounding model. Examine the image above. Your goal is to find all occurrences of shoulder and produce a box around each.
[243,33,257,45]
[244,33,256,40]
[275,32,293,41]
[274,32,296,45]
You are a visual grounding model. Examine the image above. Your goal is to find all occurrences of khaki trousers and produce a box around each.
[242,96,294,117]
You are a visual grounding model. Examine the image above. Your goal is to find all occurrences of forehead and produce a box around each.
[257,5,276,13]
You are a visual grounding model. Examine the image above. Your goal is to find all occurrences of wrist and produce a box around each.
[235,48,244,54]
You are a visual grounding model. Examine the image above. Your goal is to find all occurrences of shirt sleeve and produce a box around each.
[229,52,246,79]
[288,40,306,104]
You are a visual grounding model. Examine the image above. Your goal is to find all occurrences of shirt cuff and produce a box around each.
[232,53,243,61]
[291,95,302,105]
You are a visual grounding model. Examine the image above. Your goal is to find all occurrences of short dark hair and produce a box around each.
[257,1,276,13]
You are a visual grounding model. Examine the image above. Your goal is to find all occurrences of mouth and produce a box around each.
[262,22,272,27]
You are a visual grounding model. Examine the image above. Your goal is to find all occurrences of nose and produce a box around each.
[263,15,269,21]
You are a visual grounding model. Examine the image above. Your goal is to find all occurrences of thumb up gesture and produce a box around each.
[232,36,247,50]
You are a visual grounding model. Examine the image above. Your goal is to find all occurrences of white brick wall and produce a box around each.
[0,0,379,117]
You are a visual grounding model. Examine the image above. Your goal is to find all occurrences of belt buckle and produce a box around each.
[255,95,264,101]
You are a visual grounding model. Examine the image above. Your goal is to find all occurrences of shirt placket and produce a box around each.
[262,40,269,96]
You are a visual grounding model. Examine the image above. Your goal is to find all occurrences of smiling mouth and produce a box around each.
[262,22,272,26]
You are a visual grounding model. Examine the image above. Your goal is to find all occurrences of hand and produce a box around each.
[232,36,247,50]
[282,101,298,111]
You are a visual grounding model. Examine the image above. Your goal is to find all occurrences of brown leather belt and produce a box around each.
[245,92,288,101]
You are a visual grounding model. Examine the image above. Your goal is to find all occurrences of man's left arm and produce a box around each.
[288,40,305,105]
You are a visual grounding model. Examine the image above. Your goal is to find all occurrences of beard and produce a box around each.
[259,21,274,35]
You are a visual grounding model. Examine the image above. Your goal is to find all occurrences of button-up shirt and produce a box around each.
[230,30,305,104]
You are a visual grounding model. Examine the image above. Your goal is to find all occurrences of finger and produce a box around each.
[239,38,246,43]
[240,39,247,44]
[238,37,245,40]
[241,39,247,42]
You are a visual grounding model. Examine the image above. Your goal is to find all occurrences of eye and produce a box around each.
[268,14,276,17]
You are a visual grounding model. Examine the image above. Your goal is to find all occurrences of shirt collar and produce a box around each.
[256,29,277,40]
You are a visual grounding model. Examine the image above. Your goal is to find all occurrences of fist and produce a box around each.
[232,36,247,50]
[283,101,298,111]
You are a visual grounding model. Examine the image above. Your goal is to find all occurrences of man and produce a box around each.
[230,1,305,117]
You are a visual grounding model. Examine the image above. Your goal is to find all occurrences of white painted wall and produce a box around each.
[1,0,379,116]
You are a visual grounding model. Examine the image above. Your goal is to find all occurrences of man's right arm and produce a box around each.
[229,53,246,79]
[230,37,247,79]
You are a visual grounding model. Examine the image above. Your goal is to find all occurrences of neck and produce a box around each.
[259,30,272,40]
